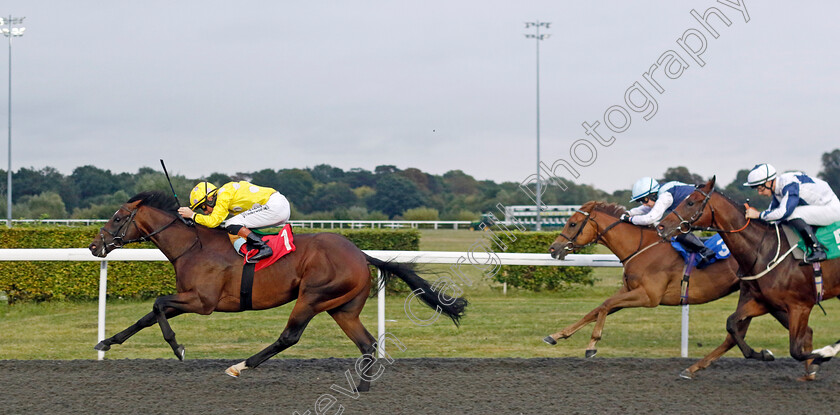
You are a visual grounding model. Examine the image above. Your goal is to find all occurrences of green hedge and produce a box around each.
[0,226,419,302]
[491,231,595,292]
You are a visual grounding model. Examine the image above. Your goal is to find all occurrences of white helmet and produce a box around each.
[743,163,777,187]
[630,177,660,202]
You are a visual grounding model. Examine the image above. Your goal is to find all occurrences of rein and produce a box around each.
[740,223,797,281]
[669,189,793,281]
[558,209,663,264]
[557,210,623,251]
[672,188,751,234]
[100,205,198,262]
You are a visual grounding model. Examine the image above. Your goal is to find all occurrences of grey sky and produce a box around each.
[2,1,838,192]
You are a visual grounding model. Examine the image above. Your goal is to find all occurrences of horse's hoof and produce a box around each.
[225,361,247,378]
[543,336,557,345]
[585,349,597,358]
[94,341,110,352]
[175,345,185,361]
[356,382,370,393]
[760,349,775,361]
[798,373,817,382]
[679,369,695,380]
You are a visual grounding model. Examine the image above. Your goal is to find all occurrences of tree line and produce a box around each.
[0,149,838,220]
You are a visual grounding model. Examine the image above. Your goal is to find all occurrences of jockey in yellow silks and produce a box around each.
[177,181,291,263]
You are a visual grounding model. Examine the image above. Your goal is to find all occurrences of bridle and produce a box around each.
[556,210,623,252]
[669,187,750,234]
[557,209,662,264]
[99,205,180,251]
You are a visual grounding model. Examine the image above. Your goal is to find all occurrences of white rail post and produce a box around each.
[97,260,107,360]
[377,269,385,358]
[681,304,689,357]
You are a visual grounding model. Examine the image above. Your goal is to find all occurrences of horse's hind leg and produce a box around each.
[226,300,317,378]
[329,296,378,392]
[94,309,183,352]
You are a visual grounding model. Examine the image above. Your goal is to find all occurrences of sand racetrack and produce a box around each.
[2,357,840,414]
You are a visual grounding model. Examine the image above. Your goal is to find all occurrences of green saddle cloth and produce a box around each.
[796,221,840,260]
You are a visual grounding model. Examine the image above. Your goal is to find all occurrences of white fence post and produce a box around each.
[681,304,689,358]
[377,269,385,358]
[97,261,107,361]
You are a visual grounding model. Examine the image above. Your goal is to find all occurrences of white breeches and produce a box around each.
[789,198,840,226]
[224,193,291,229]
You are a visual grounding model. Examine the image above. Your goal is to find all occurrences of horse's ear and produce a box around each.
[707,176,716,190]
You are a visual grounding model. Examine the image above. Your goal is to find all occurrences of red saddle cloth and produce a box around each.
[238,224,296,271]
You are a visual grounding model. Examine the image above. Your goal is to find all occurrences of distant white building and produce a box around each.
[503,205,578,229]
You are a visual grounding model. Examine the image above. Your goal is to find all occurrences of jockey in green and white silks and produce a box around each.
[622,177,717,265]
[744,163,840,263]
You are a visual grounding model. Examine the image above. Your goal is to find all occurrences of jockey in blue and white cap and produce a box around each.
[622,177,716,265]
[744,163,840,263]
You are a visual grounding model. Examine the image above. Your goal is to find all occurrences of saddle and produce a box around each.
[669,234,730,269]
[237,224,297,271]
[782,221,840,261]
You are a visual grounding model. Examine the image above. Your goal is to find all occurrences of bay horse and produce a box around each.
[545,201,767,368]
[88,191,467,390]
[657,177,835,380]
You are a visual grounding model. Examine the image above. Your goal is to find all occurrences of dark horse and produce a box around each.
[89,191,467,390]
[545,201,758,367]
[657,177,835,380]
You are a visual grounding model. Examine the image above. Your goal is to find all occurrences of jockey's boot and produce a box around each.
[789,218,827,263]
[677,233,717,267]
[245,232,273,263]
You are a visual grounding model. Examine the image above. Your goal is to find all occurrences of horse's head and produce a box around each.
[549,202,602,259]
[89,191,180,257]
[657,176,717,239]
[89,201,144,257]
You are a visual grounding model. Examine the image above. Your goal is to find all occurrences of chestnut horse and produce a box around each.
[89,191,467,390]
[545,201,758,364]
[657,177,835,380]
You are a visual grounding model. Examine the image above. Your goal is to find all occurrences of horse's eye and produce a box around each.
[115,217,121,222]
[569,223,576,227]
[687,201,695,207]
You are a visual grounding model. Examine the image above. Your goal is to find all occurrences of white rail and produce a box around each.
[0,249,691,359]
[0,219,474,230]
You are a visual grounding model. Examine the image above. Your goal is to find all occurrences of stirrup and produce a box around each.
[246,247,273,263]
[804,250,827,264]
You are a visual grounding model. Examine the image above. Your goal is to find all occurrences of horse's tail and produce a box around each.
[365,254,468,327]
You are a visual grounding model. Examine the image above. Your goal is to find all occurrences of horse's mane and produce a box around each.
[128,191,179,214]
[580,201,627,217]
[712,187,772,228]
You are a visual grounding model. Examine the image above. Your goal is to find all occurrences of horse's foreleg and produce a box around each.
[153,292,209,361]
[584,287,655,357]
[94,309,183,353]
[681,332,740,379]
[786,306,820,380]
[544,287,629,346]
[227,300,316,378]
[726,296,770,360]
[769,308,816,377]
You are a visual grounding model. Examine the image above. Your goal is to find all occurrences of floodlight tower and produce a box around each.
[525,20,549,231]
[1,15,25,228]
